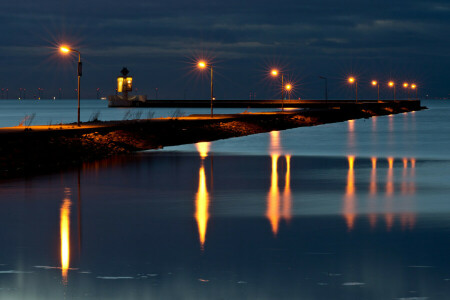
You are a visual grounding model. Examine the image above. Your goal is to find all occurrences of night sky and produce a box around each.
[1,0,449,100]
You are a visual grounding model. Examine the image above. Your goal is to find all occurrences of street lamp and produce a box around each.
[271,69,285,111]
[285,83,292,100]
[372,80,380,101]
[348,76,357,102]
[411,84,417,100]
[60,45,82,126]
[319,76,328,102]
[197,60,214,117]
[403,82,410,100]
[388,81,396,101]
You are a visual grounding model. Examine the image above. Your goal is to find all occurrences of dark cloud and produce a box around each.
[0,0,449,99]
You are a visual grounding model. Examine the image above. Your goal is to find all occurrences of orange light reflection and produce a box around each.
[60,189,71,284]
[401,158,408,195]
[195,142,211,159]
[343,156,356,230]
[407,160,417,228]
[385,157,394,230]
[267,129,292,235]
[348,120,355,132]
[282,155,292,221]
[409,158,416,195]
[369,157,377,228]
[195,165,209,249]
[347,120,355,150]
[269,131,281,154]
[267,154,280,235]
[410,158,416,169]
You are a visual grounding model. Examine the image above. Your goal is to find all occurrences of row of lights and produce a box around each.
[196,61,296,115]
[348,77,418,102]
[270,69,293,112]
[59,45,421,123]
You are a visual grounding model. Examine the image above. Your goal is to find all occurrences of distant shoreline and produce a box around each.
[0,101,425,179]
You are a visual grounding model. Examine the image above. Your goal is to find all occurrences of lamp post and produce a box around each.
[319,76,328,102]
[411,84,417,100]
[285,84,292,100]
[403,82,409,100]
[388,81,396,101]
[271,69,285,111]
[60,45,82,126]
[372,80,379,101]
[348,77,357,102]
[198,61,214,117]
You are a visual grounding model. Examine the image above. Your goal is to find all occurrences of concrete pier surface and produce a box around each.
[108,98,422,109]
[0,100,425,178]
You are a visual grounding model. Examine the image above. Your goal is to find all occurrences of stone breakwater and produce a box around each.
[0,102,425,178]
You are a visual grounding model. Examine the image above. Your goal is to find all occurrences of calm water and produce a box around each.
[0,100,449,299]
[0,99,275,127]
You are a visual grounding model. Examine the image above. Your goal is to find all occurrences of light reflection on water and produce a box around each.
[283,155,292,222]
[1,101,450,298]
[195,164,210,250]
[1,148,449,298]
[267,154,280,235]
[267,131,292,235]
[60,188,71,284]
[343,156,356,231]
[194,142,211,249]
[368,157,377,228]
[341,156,418,232]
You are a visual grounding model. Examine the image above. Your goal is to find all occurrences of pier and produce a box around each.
[0,100,424,178]
[108,98,422,110]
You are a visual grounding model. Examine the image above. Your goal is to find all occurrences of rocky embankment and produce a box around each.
[0,102,425,178]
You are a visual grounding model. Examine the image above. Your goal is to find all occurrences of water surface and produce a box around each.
[0,100,449,299]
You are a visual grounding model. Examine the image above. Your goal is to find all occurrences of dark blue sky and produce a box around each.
[1,0,449,99]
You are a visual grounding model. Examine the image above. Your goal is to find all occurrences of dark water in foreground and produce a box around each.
[0,100,449,299]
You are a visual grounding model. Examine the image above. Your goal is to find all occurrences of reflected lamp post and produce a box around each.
[372,80,380,101]
[403,82,410,100]
[348,77,357,103]
[285,84,292,100]
[197,60,214,117]
[411,84,417,100]
[271,69,285,111]
[388,81,396,101]
[60,45,82,126]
